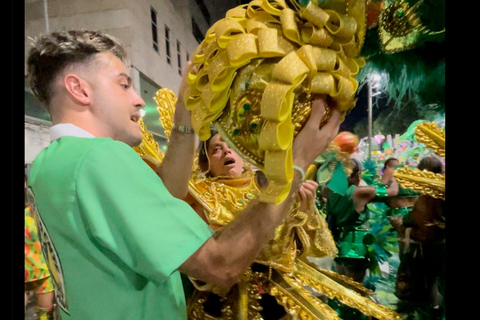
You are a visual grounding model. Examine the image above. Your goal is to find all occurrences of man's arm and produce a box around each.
[179,97,342,296]
[353,179,399,212]
[156,62,196,199]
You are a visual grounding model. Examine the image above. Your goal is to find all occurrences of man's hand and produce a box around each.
[293,96,342,171]
[174,60,196,126]
[297,180,319,213]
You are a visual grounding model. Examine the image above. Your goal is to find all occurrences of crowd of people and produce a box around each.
[24,17,445,320]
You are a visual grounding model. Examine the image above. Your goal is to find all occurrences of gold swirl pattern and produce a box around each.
[414,122,445,157]
[132,118,164,169]
[154,88,177,140]
[185,0,366,204]
[394,165,445,200]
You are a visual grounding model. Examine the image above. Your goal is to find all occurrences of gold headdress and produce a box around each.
[185,0,367,203]
[394,121,445,199]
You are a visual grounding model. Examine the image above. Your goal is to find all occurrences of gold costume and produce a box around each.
[186,173,402,320]
[133,88,402,320]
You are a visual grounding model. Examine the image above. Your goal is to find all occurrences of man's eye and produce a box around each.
[121,83,130,89]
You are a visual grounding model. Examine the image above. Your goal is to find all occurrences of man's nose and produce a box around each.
[132,91,146,109]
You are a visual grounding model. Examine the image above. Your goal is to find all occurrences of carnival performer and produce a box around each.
[379,121,445,319]
[134,90,403,319]
[393,157,445,319]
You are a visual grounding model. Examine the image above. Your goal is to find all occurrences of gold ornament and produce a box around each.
[132,118,164,169]
[378,0,445,53]
[414,121,445,157]
[394,165,445,200]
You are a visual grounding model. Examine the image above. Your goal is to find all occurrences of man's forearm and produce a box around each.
[180,172,303,294]
[157,130,196,198]
[157,98,197,198]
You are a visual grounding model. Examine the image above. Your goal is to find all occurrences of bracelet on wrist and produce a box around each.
[293,165,305,182]
[173,125,195,134]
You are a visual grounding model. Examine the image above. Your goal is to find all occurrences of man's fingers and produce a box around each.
[305,96,326,128]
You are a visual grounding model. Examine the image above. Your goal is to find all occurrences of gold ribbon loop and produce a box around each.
[226,33,259,67]
[246,18,269,34]
[257,28,287,57]
[310,73,335,95]
[215,20,246,49]
[281,8,301,44]
[301,23,334,47]
[226,6,247,20]
[296,45,317,72]
[261,0,287,17]
[332,56,352,78]
[258,118,294,151]
[324,10,357,41]
[272,51,310,84]
[260,83,294,121]
[299,2,330,29]
[312,47,337,71]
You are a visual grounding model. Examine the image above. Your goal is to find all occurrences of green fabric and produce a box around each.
[386,206,413,218]
[326,185,368,230]
[397,184,420,198]
[315,152,349,196]
[337,230,371,259]
[29,137,213,320]
[375,186,388,198]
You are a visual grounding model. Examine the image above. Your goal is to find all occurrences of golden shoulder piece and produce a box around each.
[185,0,367,204]
[394,165,445,200]
[414,121,445,157]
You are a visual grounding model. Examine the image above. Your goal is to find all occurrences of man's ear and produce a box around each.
[64,74,90,105]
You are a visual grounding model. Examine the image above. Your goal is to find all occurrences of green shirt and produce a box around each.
[326,185,369,233]
[29,136,213,319]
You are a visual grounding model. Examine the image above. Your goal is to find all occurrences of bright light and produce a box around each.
[139,109,146,118]
[370,73,382,83]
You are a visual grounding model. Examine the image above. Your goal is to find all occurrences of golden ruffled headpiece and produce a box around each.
[185,0,367,203]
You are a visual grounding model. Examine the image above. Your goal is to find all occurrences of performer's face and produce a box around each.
[206,134,244,178]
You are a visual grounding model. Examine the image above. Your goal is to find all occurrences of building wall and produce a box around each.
[25,0,239,93]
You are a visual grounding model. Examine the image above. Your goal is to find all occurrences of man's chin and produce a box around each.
[124,132,143,147]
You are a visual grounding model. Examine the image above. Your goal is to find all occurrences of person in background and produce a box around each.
[392,156,445,319]
[26,29,342,319]
[380,157,399,185]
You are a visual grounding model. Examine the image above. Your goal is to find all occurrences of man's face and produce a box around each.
[388,160,399,168]
[84,52,145,146]
[206,134,244,178]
